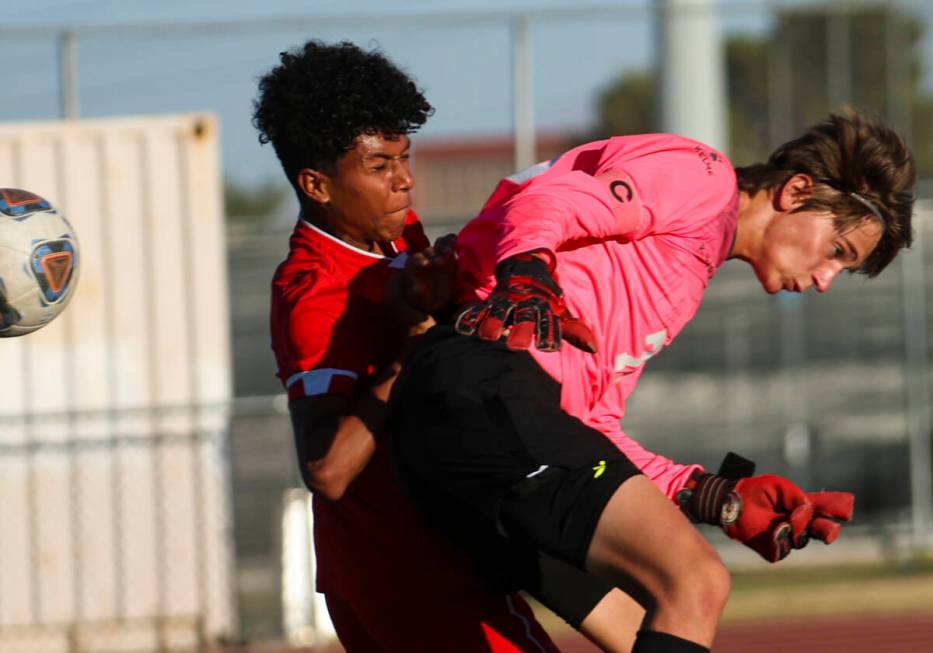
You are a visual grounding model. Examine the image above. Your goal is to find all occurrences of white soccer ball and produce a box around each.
[0,189,79,337]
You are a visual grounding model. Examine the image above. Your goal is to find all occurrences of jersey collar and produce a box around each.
[300,219,396,260]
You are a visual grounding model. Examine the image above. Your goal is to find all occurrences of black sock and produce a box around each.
[632,630,711,653]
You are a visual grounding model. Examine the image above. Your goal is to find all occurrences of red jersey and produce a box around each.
[270,212,500,602]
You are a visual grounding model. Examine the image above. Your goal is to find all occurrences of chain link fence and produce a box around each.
[3,1,933,650]
[0,407,234,653]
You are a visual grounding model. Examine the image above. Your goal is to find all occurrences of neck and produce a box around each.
[301,204,379,253]
[730,189,770,262]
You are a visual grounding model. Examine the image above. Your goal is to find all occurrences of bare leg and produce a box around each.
[579,588,645,653]
[585,476,730,647]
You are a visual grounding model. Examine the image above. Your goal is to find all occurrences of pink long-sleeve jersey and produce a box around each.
[454,134,740,499]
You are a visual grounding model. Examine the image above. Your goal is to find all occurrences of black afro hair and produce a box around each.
[253,40,434,185]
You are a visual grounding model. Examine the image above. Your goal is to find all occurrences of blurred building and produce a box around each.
[411,133,571,226]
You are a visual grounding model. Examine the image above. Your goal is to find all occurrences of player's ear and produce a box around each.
[775,173,813,212]
[298,168,331,204]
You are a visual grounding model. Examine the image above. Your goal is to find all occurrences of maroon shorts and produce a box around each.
[325,589,559,653]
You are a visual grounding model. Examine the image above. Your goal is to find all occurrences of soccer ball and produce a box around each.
[0,188,79,337]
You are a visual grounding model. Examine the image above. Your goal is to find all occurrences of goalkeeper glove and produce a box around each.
[455,249,597,353]
[678,452,855,563]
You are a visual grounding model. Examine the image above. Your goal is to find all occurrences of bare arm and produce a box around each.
[289,356,405,501]
[289,237,454,501]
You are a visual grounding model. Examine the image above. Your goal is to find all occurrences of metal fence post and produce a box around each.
[656,0,726,151]
[902,215,933,547]
[511,14,535,172]
[826,2,852,109]
[58,30,79,119]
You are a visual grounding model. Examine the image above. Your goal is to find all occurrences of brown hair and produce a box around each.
[735,108,916,276]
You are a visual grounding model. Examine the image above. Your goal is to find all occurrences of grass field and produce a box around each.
[723,555,933,621]
[530,554,933,633]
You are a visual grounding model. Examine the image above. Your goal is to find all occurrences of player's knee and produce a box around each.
[683,552,730,620]
[656,546,729,623]
[693,553,730,618]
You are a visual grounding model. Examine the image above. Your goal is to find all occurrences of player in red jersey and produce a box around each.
[255,40,642,653]
[389,110,916,653]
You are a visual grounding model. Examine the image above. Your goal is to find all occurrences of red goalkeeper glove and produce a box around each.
[678,453,855,562]
[454,249,597,353]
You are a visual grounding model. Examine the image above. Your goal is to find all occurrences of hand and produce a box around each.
[385,235,457,334]
[403,234,458,314]
[726,475,813,562]
[679,455,854,562]
[454,249,597,353]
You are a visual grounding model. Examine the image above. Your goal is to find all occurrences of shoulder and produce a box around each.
[272,242,332,309]
[273,220,383,303]
[600,134,737,236]
[600,134,734,179]
[270,224,353,350]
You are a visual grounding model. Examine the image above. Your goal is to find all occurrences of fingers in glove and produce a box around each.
[770,517,811,561]
[477,316,507,341]
[774,476,811,511]
[788,502,814,549]
[505,310,536,350]
[455,303,487,336]
[808,516,843,544]
[505,301,546,350]
[771,522,794,561]
[476,297,514,342]
[558,315,599,354]
[736,474,810,515]
[533,307,561,352]
[741,522,797,563]
[808,491,854,522]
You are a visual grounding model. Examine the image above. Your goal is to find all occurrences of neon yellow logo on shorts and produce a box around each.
[592,460,606,479]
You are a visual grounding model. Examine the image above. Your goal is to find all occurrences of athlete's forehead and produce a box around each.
[356,133,410,159]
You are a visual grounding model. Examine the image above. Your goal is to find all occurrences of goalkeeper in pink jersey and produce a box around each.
[390,109,915,653]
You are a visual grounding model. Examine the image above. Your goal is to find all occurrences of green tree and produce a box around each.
[591,69,657,140]
[589,3,933,175]
[224,178,289,223]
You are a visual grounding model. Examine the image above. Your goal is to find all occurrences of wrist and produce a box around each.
[406,315,436,338]
[496,249,556,275]
[494,249,562,297]
[677,471,739,526]
[525,248,556,270]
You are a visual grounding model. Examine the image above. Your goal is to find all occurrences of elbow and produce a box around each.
[301,460,351,501]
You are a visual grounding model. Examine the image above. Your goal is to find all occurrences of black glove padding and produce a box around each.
[454,250,597,353]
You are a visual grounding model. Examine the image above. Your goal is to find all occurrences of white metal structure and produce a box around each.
[0,113,235,652]
[656,0,727,151]
[281,489,335,647]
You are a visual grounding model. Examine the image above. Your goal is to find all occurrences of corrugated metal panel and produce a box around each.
[0,113,235,651]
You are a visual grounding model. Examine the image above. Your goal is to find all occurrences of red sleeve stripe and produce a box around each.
[286,368,359,399]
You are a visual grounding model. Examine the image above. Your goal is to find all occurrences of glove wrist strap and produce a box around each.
[678,472,737,526]
[677,451,756,525]
[494,250,559,286]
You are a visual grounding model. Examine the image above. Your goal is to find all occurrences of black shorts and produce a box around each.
[388,326,641,572]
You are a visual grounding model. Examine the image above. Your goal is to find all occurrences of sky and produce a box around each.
[1,0,931,186]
